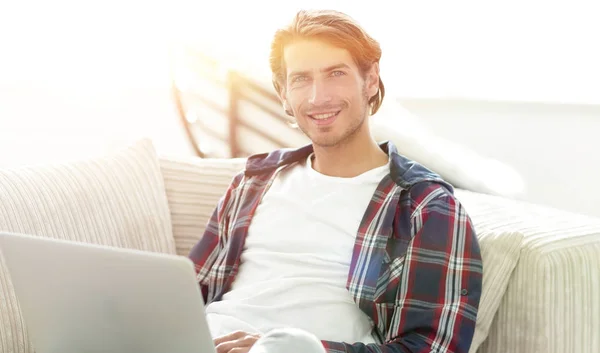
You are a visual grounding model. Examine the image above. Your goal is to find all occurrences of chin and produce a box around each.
[310,135,345,148]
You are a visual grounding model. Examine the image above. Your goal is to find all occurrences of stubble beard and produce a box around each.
[298,85,370,148]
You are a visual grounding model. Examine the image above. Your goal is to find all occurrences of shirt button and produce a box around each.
[461,289,469,296]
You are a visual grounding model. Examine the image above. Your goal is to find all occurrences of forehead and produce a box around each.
[283,39,357,74]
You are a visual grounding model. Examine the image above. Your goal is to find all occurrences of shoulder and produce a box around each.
[396,179,457,218]
[396,179,476,239]
[406,181,477,248]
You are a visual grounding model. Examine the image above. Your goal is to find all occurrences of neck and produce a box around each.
[311,132,389,178]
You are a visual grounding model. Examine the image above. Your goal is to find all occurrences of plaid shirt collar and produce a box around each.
[244,140,453,192]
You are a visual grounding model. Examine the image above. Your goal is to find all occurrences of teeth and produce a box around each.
[312,112,337,120]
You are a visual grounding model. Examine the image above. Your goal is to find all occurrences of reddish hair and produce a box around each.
[269,9,385,115]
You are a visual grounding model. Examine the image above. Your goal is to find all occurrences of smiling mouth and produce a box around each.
[307,111,341,125]
[308,111,339,120]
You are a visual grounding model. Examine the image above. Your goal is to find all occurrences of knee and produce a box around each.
[250,327,326,353]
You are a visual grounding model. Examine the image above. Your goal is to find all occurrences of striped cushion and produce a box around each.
[159,156,247,257]
[0,139,176,353]
[467,230,524,353]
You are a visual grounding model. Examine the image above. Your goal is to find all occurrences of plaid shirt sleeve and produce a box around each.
[188,172,244,303]
[322,185,483,353]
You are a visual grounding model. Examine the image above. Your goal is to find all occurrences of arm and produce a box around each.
[322,186,483,353]
[188,172,244,303]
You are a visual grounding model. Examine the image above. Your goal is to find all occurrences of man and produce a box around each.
[189,9,483,353]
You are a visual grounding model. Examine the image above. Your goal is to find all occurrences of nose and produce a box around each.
[308,78,333,106]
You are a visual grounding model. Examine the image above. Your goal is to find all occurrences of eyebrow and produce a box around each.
[288,63,351,79]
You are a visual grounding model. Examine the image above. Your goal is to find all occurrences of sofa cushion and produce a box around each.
[0,139,176,353]
[468,230,524,353]
[159,156,247,256]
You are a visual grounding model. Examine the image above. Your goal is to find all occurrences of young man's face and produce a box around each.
[281,39,379,148]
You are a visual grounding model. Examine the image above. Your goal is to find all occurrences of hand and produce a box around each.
[214,330,262,353]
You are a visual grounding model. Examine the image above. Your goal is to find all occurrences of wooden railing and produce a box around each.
[171,49,302,158]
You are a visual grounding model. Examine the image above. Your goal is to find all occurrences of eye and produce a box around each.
[331,70,346,77]
[292,75,309,83]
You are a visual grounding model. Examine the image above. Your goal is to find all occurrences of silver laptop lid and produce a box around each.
[0,232,215,353]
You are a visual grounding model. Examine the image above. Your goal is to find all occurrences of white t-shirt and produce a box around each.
[206,154,389,344]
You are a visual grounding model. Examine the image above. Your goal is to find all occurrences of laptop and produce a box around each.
[0,232,217,353]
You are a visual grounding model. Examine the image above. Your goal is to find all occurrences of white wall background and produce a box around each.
[188,1,600,105]
[1,0,599,217]
[401,99,600,218]
[0,0,195,166]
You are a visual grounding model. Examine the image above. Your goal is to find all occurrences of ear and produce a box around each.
[279,88,294,117]
[283,100,293,116]
[365,62,380,98]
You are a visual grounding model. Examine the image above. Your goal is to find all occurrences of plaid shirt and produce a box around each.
[189,141,483,353]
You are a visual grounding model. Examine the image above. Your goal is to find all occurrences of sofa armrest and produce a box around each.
[455,189,600,353]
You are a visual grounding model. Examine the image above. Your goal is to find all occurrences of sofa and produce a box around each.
[1,139,599,353]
